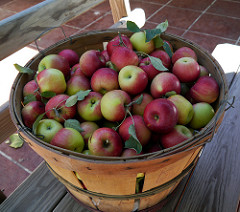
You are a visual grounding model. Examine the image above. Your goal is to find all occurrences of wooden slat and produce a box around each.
[0,162,67,212]
[0,102,17,143]
[109,0,129,23]
[0,0,104,61]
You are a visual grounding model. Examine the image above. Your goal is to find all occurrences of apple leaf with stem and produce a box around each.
[14,63,34,75]
[41,91,56,99]
[64,119,84,133]
[23,94,37,105]
[155,19,168,32]
[163,41,173,58]
[126,94,143,108]
[126,21,141,32]
[6,133,24,149]
[124,124,142,154]
[65,90,91,107]
[32,113,46,135]
[149,55,168,71]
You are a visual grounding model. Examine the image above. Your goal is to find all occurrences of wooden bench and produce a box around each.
[1,1,240,211]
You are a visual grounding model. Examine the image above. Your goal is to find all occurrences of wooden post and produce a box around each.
[109,0,131,23]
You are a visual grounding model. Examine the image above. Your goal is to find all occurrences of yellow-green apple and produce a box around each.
[121,148,142,157]
[172,47,197,64]
[100,90,131,122]
[118,65,148,95]
[168,94,194,125]
[130,31,155,54]
[77,91,103,121]
[80,121,99,147]
[150,72,181,98]
[45,94,77,123]
[107,34,133,56]
[139,57,160,81]
[35,119,63,143]
[50,128,84,153]
[143,98,178,133]
[199,65,209,77]
[36,68,66,94]
[150,50,171,69]
[190,76,220,103]
[110,46,139,71]
[23,80,41,101]
[79,49,106,77]
[82,149,91,155]
[91,68,119,95]
[132,93,153,116]
[160,125,193,148]
[58,49,79,67]
[21,101,45,128]
[66,75,90,96]
[38,54,70,78]
[119,115,152,147]
[88,127,123,156]
[172,57,200,82]
[189,102,215,129]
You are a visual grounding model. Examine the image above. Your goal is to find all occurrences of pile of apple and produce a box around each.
[20,27,220,157]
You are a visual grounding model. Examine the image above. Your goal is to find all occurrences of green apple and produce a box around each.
[130,31,155,54]
[189,102,215,129]
[168,94,194,125]
[35,119,63,143]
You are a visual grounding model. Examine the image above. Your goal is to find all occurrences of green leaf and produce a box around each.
[32,113,45,135]
[8,133,24,148]
[155,20,168,32]
[163,41,173,58]
[23,94,36,105]
[41,91,56,98]
[124,124,142,154]
[145,29,162,42]
[126,94,143,107]
[14,64,34,75]
[153,36,164,49]
[127,21,141,32]
[64,119,84,133]
[65,95,78,107]
[76,90,91,101]
[149,56,168,71]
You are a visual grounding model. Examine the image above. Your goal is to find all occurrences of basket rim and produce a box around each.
[9,29,229,164]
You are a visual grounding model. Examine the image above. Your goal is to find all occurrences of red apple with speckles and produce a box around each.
[58,49,79,67]
[132,93,154,116]
[172,47,197,64]
[139,57,160,81]
[23,80,41,102]
[66,75,90,96]
[80,121,99,147]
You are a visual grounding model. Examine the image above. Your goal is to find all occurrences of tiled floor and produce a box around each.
[0,0,240,200]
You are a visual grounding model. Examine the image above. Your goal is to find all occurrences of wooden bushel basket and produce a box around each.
[9,29,228,212]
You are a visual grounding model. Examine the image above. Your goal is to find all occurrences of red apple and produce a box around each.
[101,49,110,62]
[199,65,209,77]
[150,72,181,98]
[190,76,220,103]
[80,121,99,147]
[118,65,148,95]
[121,148,142,157]
[143,98,178,133]
[100,90,131,122]
[150,50,171,69]
[66,75,90,96]
[91,68,119,95]
[38,54,70,78]
[79,50,106,77]
[70,64,85,77]
[45,94,77,123]
[77,91,103,121]
[21,101,45,128]
[36,68,67,94]
[110,46,139,71]
[119,115,152,147]
[58,49,79,67]
[132,93,154,116]
[23,80,41,101]
[139,57,160,81]
[172,47,197,64]
[161,125,193,148]
[88,127,123,156]
[172,57,200,83]
[51,128,85,153]
[107,34,133,56]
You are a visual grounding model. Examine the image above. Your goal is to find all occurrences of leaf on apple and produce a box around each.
[14,63,34,75]
[163,41,173,58]
[7,133,24,149]
[65,95,78,107]
[126,21,141,32]
[41,91,56,99]
[23,94,37,105]
[76,90,91,101]
[64,119,84,133]
[32,113,46,135]
[126,94,143,107]
[149,56,168,71]
[153,36,164,49]
[124,124,142,154]
[145,29,162,42]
